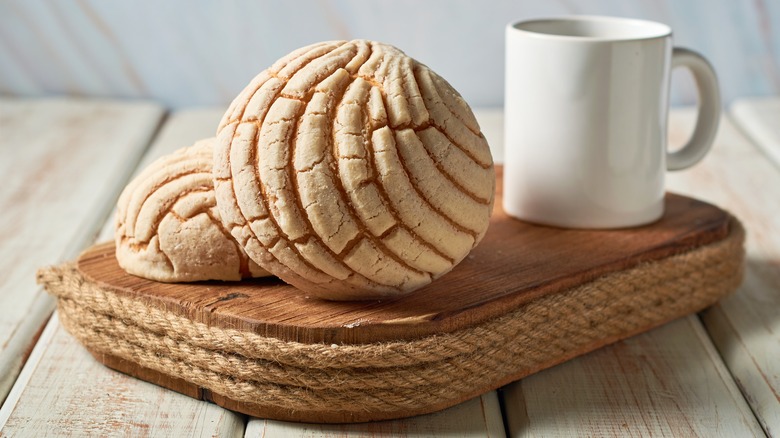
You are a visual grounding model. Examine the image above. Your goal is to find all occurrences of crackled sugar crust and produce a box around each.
[116,139,269,282]
[214,40,495,300]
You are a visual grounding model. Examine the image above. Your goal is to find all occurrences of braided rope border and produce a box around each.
[38,218,744,423]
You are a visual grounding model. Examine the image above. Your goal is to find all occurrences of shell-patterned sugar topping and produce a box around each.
[115,138,269,282]
[214,40,495,300]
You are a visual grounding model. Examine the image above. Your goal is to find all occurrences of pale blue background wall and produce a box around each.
[1,0,778,108]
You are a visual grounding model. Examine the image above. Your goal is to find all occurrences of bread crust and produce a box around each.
[115,138,269,282]
[213,40,494,300]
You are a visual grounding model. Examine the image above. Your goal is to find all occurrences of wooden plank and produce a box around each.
[0,314,244,437]
[503,316,759,437]
[65,189,739,423]
[0,97,163,402]
[500,108,764,437]
[75,192,733,345]
[730,97,780,168]
[0,107,245,436]
[668,109,780,435]
[245,393,505,438]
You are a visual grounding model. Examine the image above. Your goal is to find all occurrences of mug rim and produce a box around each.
[508,15,672,42]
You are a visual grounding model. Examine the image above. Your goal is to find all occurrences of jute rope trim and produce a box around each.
[39,220,744,419]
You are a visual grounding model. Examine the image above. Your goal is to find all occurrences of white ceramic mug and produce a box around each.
[504,16,720,228]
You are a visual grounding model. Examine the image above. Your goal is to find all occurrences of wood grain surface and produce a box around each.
[0,105,245,437]
[0,315,244,437]
[500,110,776,437]
[2,104,775,437]
[0,98,163,404]
[731,97,780,168]
[502,315,762,437]
[76,188,731,345]
[676,106,780,435]
[245,393,505,438]
[67,202,742,423]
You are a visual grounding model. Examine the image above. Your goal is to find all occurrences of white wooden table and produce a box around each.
[0,96,777,437]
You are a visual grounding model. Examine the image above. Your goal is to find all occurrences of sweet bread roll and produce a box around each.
[213,40,495,300]
[116,138,269,282]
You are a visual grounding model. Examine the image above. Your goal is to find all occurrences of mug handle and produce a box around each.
[667,47,721,170]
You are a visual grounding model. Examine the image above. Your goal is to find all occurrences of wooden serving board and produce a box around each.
[77,197,729,346]
[52,170,742,422]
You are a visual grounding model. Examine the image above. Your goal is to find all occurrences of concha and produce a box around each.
[116,138,269,282]
[213,40,495,300]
